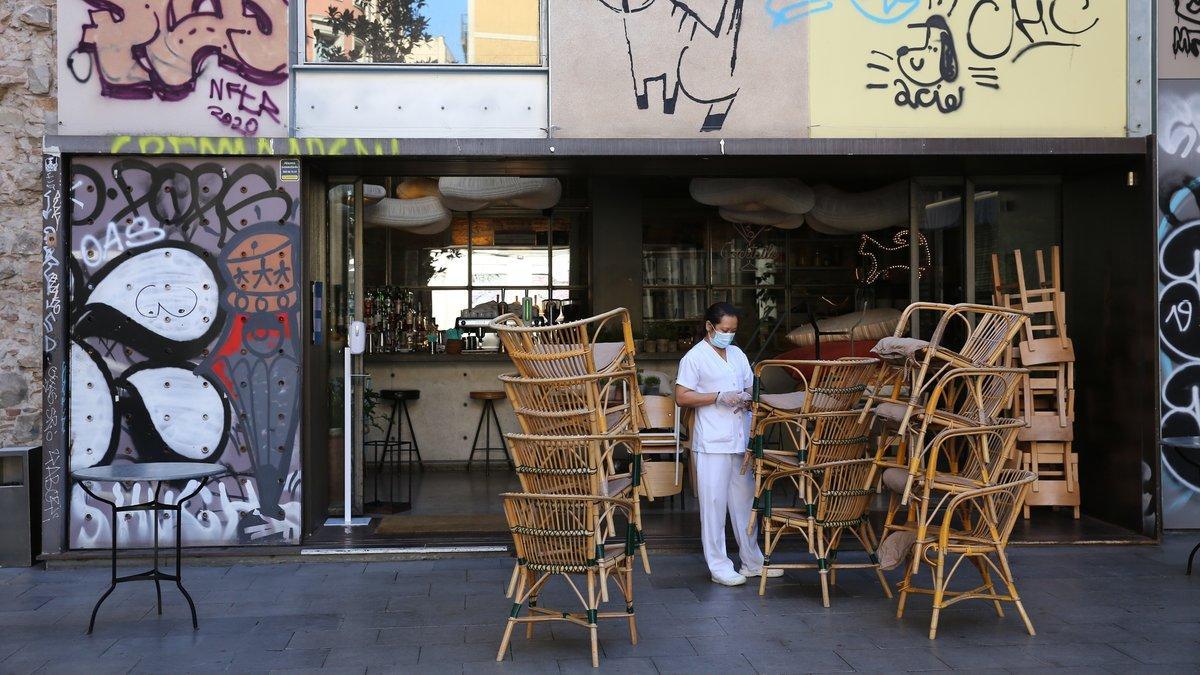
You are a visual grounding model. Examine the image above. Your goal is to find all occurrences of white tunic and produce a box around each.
[676,340,753,454]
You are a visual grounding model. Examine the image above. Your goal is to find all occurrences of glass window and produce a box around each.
[974,181,1062,304]
[306,0,542,65]
[361,177,588,350]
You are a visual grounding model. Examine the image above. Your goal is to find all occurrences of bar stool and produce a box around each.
[366,389,422,513]
[467,390,512,474]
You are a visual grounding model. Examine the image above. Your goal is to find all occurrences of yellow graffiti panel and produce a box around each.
[808,1,1127,138]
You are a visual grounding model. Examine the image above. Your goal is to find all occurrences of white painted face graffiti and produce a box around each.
[87,247,219,342]
[68,342,115,470]
[125,367,228,461]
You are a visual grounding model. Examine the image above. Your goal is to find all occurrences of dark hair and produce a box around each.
[701,302,740,337]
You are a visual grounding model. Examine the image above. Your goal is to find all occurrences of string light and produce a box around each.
[858,231,932,284]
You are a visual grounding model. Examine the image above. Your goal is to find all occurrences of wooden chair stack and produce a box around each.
[991,247,1079,518]
[490,308,647,667]
[746,357,891,603]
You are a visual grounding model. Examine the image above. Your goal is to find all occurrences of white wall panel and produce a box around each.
[294,67,548,138]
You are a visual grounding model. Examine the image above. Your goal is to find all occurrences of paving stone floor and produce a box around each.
[1,535,1198,674]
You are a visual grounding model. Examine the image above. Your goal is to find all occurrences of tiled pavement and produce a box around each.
[1,535,1198,674]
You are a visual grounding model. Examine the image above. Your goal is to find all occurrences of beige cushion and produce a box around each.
[881,467,910,495]
[877,530,917,571]
[787,308,902,348]
[592,342,625,371]
[871,336,930,362]
[605,475,633,497]
[872,401,910,424]
[759,391,809,411]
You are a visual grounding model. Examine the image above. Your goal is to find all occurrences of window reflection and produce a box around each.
[306,0,541,65]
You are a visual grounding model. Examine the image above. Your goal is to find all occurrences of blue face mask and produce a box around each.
[710,330,735,349]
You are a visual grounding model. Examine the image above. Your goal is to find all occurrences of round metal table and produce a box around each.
[72,462,226,633]
[1160,437,1200,575]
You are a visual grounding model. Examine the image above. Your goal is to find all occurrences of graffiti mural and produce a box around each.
[42,154,68,554]
[1159,80,1200,529]
[58,0,290,135]
[67,157,303,547]
[805,0,1123,134]
[595,0,746,132]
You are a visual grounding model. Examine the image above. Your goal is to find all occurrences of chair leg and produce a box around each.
[1187,539,1200,575]
[490,400,513,469]
[862,522,893,599]
[587,571,599,668]
[816,532,831,608]
[400,399,424,471]
[506,560,520,599]
[995,549,1036,637]
[623,561,638,645]
[929,550,946,640]
[971,555,1004,617]
[525,570,542,640]
[468,400,487,472]
[497,570,525,661]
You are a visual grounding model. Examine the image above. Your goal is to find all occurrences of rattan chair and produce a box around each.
[872,367,1030,502]
[498,493,639,668]
[895,469,1037,639]
[870,303,1029,438]
[499,370,643,436]
[747,358,877,536]
[879,420,1025,574]
[756,458,892,604]
[504,433,649,597]
[490,308,638,379]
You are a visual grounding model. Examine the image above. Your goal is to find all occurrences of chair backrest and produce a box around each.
[811,458,878,528]
[506,433,640,496]
[930,304,1029,369]
[753,357,877,414]
[950,469,1037,548]
[921,367,1030,428]
[500,371,643,435]
[927,419,1023,486]
[502,493,603,573]
[490,308,636,379]
[640,395,675,430]
[807,410,874,465]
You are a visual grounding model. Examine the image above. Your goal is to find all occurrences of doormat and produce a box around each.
[375,514,510,535]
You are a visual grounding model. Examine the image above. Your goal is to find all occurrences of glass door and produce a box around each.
[326,178,365,517]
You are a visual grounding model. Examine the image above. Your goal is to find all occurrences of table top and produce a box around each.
[1162,437,1200,450]
[72,462,226,483]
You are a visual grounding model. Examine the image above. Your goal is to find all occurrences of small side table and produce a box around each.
[72,462,226,633]
[1160,437,1200,575]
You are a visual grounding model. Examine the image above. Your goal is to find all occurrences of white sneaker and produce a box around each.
[711,571,747,586]
[739,566,784,578]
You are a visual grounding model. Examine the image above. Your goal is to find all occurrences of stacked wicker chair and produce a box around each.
[867,301,1040,638]
[747,357,890,602]
[497,493,639,667]
[490,308,648,666]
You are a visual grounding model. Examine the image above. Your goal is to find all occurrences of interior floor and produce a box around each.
[307,468,1150,549]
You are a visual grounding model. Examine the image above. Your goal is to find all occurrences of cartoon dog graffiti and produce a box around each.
[596,0,744,132]
[867,14,969,113]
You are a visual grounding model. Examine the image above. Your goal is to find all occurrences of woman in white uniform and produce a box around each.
[675,303,784,586]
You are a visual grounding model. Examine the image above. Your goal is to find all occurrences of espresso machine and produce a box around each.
[455,317,501,352]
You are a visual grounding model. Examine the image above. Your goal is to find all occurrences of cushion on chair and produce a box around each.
[871,336,930,363]
[759,391,809,410]
[592,342,626,371]
[872,401,910,424]
[605,475,633,497]
[876,530,918,571]
[881,467,911,495]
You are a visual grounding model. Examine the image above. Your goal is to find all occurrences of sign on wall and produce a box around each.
[57,0,290,136]
[549,0,1127,138]
[67,158,303,547]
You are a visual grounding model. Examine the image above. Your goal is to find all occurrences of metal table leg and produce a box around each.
[78,477,211,634]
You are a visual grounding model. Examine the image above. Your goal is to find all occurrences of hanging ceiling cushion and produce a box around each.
[786,307,902,348]
[717,206,806,229]
[804,215,853,235]
[328,184,387,204]
[808,181,910,233]
[438,177,562,211]
[364,196,452,233]
[690,178,815,215]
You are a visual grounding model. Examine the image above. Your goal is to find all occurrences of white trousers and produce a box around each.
[694,451,764,577]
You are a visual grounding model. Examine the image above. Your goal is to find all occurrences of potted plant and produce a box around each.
[642,375,661,395]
